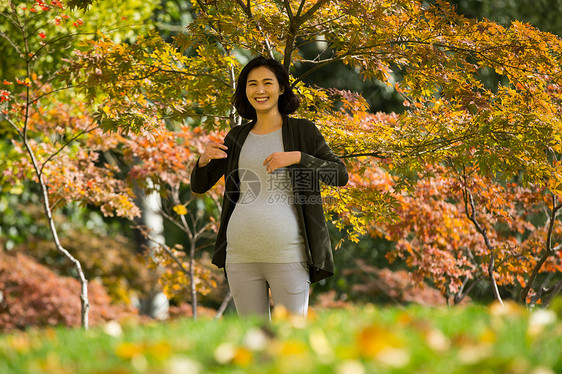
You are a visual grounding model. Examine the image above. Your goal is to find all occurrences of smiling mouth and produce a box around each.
[254,97,269,102]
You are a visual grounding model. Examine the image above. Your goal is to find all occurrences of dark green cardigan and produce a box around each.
[190,116,348,283]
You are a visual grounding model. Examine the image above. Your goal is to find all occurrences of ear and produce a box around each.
[280,86,285,94]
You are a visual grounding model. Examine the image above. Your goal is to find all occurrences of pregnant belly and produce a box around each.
[226,203,302,250]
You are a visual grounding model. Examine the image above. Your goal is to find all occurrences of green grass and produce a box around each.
[1,303,561,373]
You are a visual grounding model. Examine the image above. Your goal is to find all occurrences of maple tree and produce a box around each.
[0,0,158,328]
[447,0,562,37]
[376,164,561,306]
[65,0,560,305]
[1,0,233,327]
[118,125,227,319]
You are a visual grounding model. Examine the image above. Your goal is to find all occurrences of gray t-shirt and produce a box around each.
[225,128,307,263]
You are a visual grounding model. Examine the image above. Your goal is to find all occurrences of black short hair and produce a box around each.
[233,56,300,120]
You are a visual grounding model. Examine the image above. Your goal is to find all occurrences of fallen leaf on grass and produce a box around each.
[528,309,557,338]
[243,327,270,351]
[356,325,402,357]
[309,328,334,363]
[115,340,171,361]
[116,342,144,360]
[336,360,366,374]
[166,355,202,374]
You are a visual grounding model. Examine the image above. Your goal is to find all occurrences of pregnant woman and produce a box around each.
[191,56,348,318]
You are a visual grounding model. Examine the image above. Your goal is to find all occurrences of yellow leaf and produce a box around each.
[279,340,308,357]
[232,347,253,367]
[173,204,187,215]
[116,342,144,360]
[148,341,172,360]
[356,325,403,358]
[309,329,334,362]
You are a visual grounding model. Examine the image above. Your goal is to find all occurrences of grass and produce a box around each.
[1,302,561,373]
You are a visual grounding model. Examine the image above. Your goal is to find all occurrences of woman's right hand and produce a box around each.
[198,139,228,167]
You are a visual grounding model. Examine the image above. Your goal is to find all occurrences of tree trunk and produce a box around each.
[215,290,233,320]
[488,252,503,305]
[24,141,90,329]
[190,237,198,320]
[462,185,503,305]
[140,189,169,320]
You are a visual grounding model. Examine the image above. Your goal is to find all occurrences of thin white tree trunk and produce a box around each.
[23,140,90,329]
[142,189,169,320]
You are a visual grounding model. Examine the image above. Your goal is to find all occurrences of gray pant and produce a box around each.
[225,262,310,318]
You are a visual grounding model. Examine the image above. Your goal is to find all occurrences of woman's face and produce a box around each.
[246,66,284,115]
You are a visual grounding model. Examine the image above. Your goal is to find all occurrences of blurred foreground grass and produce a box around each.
[1,302,561,374]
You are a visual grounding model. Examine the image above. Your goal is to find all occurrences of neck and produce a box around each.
[254,110,283,131]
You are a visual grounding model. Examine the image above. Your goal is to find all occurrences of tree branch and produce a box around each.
[299,0,330,24]
[159,203,194,237]
[546,194,558,253]
[29,85,75,105]
[39,124,100,177]
[282,0,330,70]
[4,116,24,138]
[292,54,346,86]
[233,0,273,60]
[234,0,250,16]
[542,278,562,307]
[131,66,229,87]
[0,30,24,56]
[145,236,190,279]
[461,170,503,305]
[283,0,294,23]
[339,151,387,159]
[343,38,549,77]
[521,193,561,303]
[22,132,90,329]
[194,0,208,13]
[27,32,88,63]
[454,276,483,305]
[226,49,242,128]
[214,290,233,319]
[295,0,306,19]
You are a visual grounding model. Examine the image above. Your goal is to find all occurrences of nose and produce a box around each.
[256,85,265,93]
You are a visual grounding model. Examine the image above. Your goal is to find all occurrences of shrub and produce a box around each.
[0,251,134,331]
[18,227,156,305]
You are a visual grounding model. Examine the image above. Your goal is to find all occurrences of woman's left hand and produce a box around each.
[263,151,301,173]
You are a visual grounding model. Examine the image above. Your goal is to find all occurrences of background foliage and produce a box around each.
[0,0,561,330]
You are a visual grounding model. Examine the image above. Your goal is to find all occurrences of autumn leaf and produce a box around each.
[356,325,404,359]
[173,204,187,215]
[115,342,145,360]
